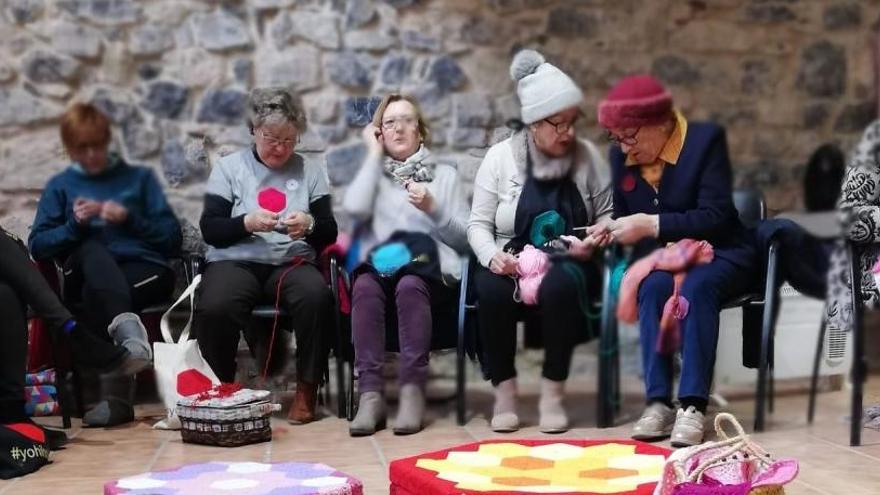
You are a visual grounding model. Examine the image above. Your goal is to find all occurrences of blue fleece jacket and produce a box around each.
[28,156,182,266]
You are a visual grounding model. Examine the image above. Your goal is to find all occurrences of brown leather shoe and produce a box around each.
[287,381,318,424]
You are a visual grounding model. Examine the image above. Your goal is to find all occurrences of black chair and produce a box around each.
[343,262,474,423]
[808,240,868,446]
[729,188,780,432]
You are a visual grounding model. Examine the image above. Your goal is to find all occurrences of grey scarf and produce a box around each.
[510,130,574,180]
[383,144,435,184]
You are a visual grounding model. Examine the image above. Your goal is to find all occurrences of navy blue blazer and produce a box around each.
[609,122,756,269]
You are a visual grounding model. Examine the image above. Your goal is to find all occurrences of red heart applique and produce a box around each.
[257,187,287,213]
[621,174,636,192]
[177,369,214,397]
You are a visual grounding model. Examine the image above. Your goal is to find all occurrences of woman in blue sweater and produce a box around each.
[596,76,757,447]
[28,103,181,426]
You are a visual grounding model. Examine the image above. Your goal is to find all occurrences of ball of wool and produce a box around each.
[517,245,550,305]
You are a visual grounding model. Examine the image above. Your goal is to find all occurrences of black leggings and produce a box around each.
[474,260,599,386]
[62,239,173,338]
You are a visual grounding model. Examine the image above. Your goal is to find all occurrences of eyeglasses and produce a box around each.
[542,112,582,135]
[381,116,418,131]
[258,130,297,149]
[606,128,640,146]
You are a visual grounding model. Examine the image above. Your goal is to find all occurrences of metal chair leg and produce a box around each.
[807,316,827,424]
[55,369,74,429]
[455,257,470,426]
[848,242,866,447]
[755,241,779,433]
[768,336,775,415]
[329,255,347,419]
[346,361,356,421]
[597,253,616,428]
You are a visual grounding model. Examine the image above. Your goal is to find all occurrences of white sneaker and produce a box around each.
[631,402,675,441]
[671,406,705,448]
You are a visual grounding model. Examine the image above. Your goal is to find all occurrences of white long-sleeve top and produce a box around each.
[467,131,613,268]
[343,151,469,280]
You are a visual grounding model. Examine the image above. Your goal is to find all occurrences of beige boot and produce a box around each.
[393,384,425,435]
[490,378,519,432]
[538,378,569,433]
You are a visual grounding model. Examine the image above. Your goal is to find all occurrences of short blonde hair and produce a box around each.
[371,93,431,146]
[60,103,111,151]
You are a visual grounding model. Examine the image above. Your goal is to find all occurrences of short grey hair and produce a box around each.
[247,86,308,134]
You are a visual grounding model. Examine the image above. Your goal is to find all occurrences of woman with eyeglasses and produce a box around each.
[596,75,756,447]
[344,94,469,436]
[467,50,613,433]
[194,86,338,424]
[29,102,179,427]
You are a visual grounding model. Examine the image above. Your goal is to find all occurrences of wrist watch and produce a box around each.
[305,214,316,236]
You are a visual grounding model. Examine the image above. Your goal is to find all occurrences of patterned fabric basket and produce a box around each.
[176,384,280,447]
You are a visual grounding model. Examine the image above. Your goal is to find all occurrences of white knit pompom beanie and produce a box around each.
[510,49,583,124]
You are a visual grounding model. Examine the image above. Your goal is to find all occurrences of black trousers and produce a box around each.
[194,260,334,384]
[0,230,74,420]
[62,239,173,337]
[474,260,599,386]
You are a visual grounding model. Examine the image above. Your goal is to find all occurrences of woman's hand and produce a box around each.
[100,201,129,224]
[489,251,518,276]
[73,198,102,224]
[244,208,279,233]
[585,221,614,248]
[609,213,658,245]
[283,211,313,240]
[560,235,595,261]
[405,181,435,213]
[362,123,384,157]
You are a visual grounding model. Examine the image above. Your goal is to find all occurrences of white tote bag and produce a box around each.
[152,274,220,430]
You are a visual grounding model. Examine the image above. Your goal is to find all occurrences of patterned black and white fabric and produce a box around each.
[826,120,880,331]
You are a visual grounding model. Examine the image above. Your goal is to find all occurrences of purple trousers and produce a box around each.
[351,273,432,394]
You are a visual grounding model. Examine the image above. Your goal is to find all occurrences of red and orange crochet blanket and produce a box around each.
[389,439,672,495]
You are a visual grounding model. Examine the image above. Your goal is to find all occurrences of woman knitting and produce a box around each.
[596,75,757,447]
[467,50,613,433]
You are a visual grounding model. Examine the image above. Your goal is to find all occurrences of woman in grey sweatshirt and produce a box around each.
[343,93,468,437]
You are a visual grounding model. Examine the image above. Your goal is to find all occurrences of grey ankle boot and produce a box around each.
[349,392,386,437]
[107,313,152,375]
[393,384,425,435]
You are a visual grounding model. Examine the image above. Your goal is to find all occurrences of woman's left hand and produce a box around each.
[283,211,313,240]
[406,181,435,214]
[608,213,658,245]
[100,201,128,224]
[560,235,595,261]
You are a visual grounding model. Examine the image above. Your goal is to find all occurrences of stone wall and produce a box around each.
[1,0,879,239]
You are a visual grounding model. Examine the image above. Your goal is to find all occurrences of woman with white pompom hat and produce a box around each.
[466,49,613,433]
